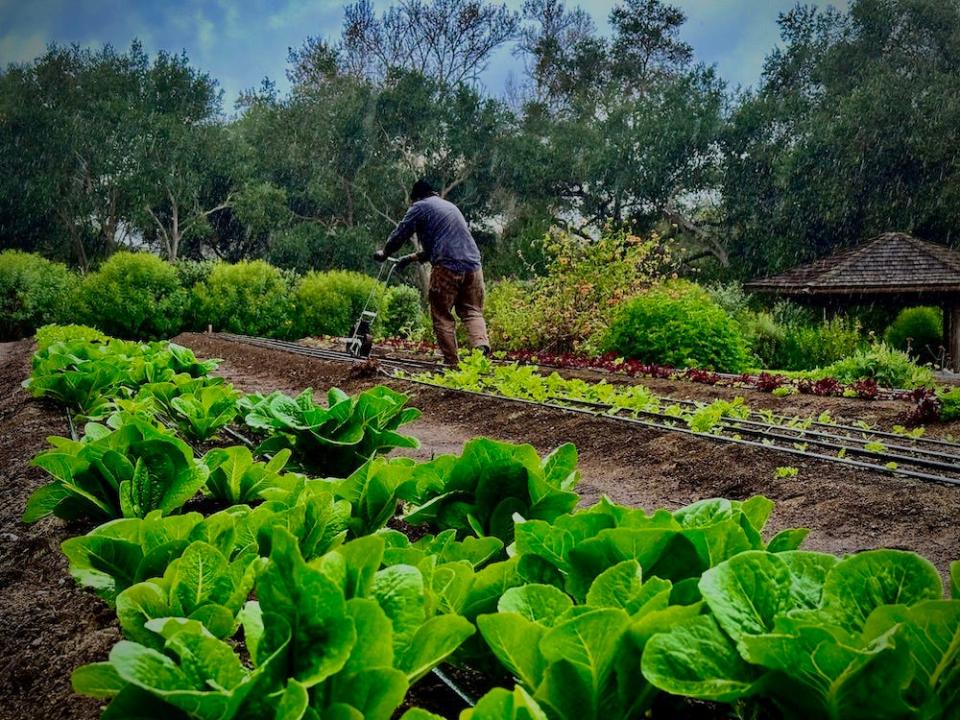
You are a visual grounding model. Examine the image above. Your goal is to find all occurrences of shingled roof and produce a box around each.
[746,232,960,296]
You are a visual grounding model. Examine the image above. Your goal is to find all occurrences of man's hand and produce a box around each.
[373,249,387,262]
[396,252,418,269]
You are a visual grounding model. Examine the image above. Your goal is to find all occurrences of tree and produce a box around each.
[135,51,232,261]
[339,0,520,85]
[502,0,724,241]
[721,0,960,277]
[0,43,151,269]
[0,42,231,268]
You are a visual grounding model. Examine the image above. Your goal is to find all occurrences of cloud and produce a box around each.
[0,31,47,64]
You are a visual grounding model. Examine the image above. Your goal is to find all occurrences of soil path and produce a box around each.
[179,333,960,577]
[0,341,118,720]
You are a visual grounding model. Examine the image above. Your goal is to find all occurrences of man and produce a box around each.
[374,179,490,366]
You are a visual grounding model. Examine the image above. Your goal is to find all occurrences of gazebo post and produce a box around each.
[947,303,960,372]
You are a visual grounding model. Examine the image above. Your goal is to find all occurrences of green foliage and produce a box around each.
[722,0,960,278]
[937,387,960,422]
[604,281,750,372]
[405,438,581,543]
[642,549,956,719]
[35,324,108,352]
[78,252,187,340]
[383,285,423,338]
[0,251,77,340]
[293,270,378,338]
[73,527,476,718]
[317,456,419,538]
[201,446,299,505]
[885,306,943,360]
[24,335,218,415]
[133,376,241,442]
[192,260,293,338]
[486,231,669,353]
[486,279,537,352]
[744,309,865,372]
[239,386,421,477]
[23,416,209,524]
[821,342,935,389]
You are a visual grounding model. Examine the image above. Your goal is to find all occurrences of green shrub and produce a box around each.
[78,252,186,340]
[937,387,960,421]
[485,230,669,353]
[885,306,943,360]
[293,270,378,338]
[0,250,77,340]
[821,342,935,388]
[192,260,293,338]
[742,309,864,371]
[172,259,214,289]
[486,279,539,351]
[382,284,423,338]
[603,280,750,372]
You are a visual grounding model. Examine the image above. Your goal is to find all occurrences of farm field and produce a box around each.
[2,331,959,720]
[177,333,960,571]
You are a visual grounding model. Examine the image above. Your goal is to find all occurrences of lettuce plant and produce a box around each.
[74,527,475,719]
[305,456,419,537]
[116,540,261,646]
[202,446,299,505]
[24,417,209,523]
[404,438,581,543]
[512,495,802,602]
[642,549,959,719]
[23,335,219,416]
[477,559,698,720]
[239,386,421,477]
[60,491,351,607]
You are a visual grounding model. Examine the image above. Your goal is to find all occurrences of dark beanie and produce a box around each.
[411,179,436,201]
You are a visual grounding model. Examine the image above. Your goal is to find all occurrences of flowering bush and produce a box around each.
[485,229,670,353]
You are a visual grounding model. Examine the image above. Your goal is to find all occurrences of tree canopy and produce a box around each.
[1,0,957,281]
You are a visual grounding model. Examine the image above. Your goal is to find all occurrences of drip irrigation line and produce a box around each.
[65,409,79,442]
[432,667,477,708]
[217,333,960,456]
[395,375,960,488]
[210,333,960,486]
[549,394,960,469]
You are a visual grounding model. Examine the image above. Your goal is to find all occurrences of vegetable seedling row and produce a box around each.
[213,333,960,487]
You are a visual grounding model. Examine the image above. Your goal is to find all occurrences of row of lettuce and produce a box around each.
[21,325,960,720]
[0,250,424,342]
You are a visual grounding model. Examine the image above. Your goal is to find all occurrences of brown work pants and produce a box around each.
[429,265,489,366]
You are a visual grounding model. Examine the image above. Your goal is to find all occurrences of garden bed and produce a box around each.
[2,333,959,719]
[179,334,960,575]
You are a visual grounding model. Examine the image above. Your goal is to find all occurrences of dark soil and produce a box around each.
[0,340,119,720]
[181,333,960,577]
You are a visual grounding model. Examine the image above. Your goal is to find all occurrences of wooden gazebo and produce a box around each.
[745,232,960,371]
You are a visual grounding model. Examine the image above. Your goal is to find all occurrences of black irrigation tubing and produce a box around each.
[215,333,442,372]
[217,332,957,453]
[553,397,960,475]
[394,375,960,488]
[550,394,960,467]
[210,333,960,486]
[65,408,79,442]
[656,394,960,455]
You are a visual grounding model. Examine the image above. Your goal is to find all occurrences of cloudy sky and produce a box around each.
[0,0,848,109]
